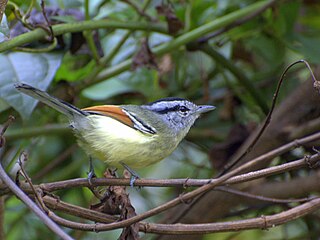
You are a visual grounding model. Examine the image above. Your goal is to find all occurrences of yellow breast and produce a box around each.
[75,115,177,168]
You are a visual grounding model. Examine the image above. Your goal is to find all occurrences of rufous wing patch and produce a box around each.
[82,105,134,127]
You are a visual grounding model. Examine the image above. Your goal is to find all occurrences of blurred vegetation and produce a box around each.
[0,0,320,239]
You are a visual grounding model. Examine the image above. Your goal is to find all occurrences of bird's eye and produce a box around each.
[179,106,189,114]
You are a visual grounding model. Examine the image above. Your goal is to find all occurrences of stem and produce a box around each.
[0,20,167,52]
[5,124,69,141]
[83,0,100,64]
[91,0,274,87]
[82,0,153,86]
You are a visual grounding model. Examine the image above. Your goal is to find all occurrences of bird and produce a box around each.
[15,83,215,175]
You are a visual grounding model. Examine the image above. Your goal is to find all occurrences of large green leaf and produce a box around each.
[0,52,63,119]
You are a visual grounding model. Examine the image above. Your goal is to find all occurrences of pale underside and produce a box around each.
[74,115,179,169]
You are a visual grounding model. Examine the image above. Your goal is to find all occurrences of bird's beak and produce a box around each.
[194,105,216,114]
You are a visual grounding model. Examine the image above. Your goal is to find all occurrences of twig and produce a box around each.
[0,115,15,137]
[0,117,73,240]
[40,0,54,42]
[1,149,319,198]
[0,163,73,239]
[17,152,49,212]
[2,148,319,233]
[218,60,319,176]
[121,0,155,22]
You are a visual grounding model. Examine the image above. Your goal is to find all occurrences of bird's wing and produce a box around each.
[82,105,134,127]
[83,105,156,135]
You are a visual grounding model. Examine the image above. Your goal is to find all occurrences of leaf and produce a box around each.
[0,14,9,43]
[82,75,134,100]
[0,52,63,119]
[83,68,164,101]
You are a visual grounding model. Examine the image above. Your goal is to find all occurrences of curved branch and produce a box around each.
[0,20,167,52]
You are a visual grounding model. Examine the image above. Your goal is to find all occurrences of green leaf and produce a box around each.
[82,74,134,100]
[0,52,63,119]
[55,53,95,82]
[83,68,163,101]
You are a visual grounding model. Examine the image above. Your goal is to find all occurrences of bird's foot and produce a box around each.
[120,162,140,188]
[87,157,97,186]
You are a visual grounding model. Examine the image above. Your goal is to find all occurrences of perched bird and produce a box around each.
[15,83,215,173]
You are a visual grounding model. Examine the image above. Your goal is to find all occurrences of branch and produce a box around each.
[1,134,319,195]
[218,60,320,176]
[0,117,73,240]
[0,20,167,52]
[144,198,320,234]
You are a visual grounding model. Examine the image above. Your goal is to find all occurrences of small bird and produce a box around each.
[15,83,215,173]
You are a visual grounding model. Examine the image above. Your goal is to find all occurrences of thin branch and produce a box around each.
[121,0,155,22]
[1,149,318,196]
[0,118,73,240]
[218,60,320,176]
[40,0,54,42]
[83,0,100,64]
[144,198,320,234]
[1,142,318,233]
[32,131,320,192]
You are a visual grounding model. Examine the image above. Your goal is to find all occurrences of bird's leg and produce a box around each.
[120,162,140,187]
[87,157,97,186]
[86,157,105,199]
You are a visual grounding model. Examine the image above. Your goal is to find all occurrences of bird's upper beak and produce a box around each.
[194,105,216,114]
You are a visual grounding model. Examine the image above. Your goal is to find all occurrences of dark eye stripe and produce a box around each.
[154,105,180,114]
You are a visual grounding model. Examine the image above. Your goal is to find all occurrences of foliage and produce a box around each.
[0,0,320,239]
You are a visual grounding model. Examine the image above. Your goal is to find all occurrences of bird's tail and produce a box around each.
[15,83,87,118]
